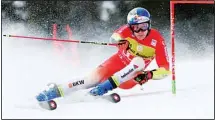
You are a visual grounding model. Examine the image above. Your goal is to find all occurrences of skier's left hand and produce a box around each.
[117,40,130,52]
[134,70,153,85]
[134,67,170,85]
[151,67,170,80]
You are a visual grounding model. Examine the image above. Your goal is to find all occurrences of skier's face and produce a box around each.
[131,23,149,40]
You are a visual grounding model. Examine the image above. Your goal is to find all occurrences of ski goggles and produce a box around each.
[130,22,149,33]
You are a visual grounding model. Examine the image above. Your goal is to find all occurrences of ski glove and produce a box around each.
[134,70,154,85]
[134,67,170,85]
[151,67,170,80]
[117,40,130,52]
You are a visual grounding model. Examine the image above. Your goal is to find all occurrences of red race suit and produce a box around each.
[94,24,169,89]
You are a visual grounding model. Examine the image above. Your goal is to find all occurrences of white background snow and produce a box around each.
[1,1,214,119]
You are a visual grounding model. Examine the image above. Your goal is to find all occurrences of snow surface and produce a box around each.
[2,22,214,119]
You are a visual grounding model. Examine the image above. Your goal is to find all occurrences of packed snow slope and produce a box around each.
[2,21,214,119]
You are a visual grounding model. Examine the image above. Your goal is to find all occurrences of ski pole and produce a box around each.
[3,34,117,46]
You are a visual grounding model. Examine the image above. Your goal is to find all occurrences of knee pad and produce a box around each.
[113,57,145,84]
[130,57,145,71]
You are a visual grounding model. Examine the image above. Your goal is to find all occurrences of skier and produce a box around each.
[36,7,170,102]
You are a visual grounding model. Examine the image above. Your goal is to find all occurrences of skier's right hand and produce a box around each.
[134,67,170,85]
[117,40,130,52]
[134,70,153,85]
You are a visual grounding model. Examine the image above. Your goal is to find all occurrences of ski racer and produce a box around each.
[36,7,171,102]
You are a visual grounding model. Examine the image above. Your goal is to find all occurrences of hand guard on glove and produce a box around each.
[134,67,170,85]
[117,40,130,52]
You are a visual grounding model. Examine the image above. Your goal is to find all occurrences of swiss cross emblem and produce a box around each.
[151,39,157,47]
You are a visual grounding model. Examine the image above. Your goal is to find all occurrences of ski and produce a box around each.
[37,93,121,110]
[38,100,57,110]
[82,92,121,104]
[100,93,121,103]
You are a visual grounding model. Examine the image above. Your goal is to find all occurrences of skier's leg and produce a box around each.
[118,72,148,89]
[90,57,145,96]
[118,79,137,89]
[97,53,129,83]
[36,53,127,102]
[118,59,153,89]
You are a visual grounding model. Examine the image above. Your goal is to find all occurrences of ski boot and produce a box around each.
[36,83,64,102]
[90,77,118,96]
